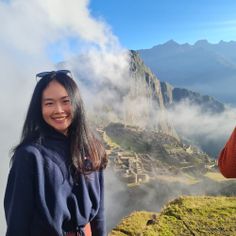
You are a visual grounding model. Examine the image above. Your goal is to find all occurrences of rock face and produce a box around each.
[159,81,174,105]
[129,50,164,108]
[78,50,179,139]
[127,50,178,137]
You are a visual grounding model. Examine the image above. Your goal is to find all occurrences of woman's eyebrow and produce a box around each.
[42,98,54,101]
[60,96,70,99]
[43,96,70,101]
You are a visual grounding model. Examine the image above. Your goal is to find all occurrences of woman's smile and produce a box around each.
[42,80,72,135]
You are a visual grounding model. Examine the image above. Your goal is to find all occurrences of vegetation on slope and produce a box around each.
[104,122,212,175]
[109,196,236,236]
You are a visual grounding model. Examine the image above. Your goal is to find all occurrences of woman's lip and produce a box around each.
[52,117,67,120]
[51,116,68,122]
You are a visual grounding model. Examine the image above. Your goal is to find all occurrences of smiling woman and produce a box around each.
[4,70,108,236]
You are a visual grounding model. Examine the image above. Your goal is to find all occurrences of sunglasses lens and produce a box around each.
[36,71,51,78]
[36,70,72,81]
[57,70,71,74]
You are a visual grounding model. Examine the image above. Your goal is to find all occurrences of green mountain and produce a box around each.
[101,122,236,232]
[109,196,236,236]
[104,122,211,183]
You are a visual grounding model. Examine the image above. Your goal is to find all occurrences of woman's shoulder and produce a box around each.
[9,143,40,175]
[12,142,50,168]
[12,142,66,174]
[14,142,42,158]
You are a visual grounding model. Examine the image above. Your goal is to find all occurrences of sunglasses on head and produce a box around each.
[36,70,72,81]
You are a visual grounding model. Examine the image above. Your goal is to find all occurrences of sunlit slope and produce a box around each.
[109,196,236,236]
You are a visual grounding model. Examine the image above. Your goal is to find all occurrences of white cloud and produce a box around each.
[167,100,236,154]
[0,0,128,233]
[0,0,120,55]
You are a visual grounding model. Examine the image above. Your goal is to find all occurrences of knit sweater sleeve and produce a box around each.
[4,147,35,236]
[218,127,236,178]
[90,170,106,236]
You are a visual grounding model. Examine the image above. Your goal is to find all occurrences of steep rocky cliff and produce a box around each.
[127,50,178,137]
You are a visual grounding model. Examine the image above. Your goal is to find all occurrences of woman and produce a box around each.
[4,70,108,236]
[218,127,236,178]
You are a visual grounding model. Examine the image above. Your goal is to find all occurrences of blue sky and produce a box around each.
[89,0,236,50]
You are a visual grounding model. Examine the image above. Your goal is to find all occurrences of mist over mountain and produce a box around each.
[160,81,225,114]
[138,40,236,104]
[59,50,232,158]
[60,50,179,138]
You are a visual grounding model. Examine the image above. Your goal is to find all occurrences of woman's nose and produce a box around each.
[54,103,64,113]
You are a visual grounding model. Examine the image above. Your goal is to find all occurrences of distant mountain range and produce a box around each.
[138,40,236,104]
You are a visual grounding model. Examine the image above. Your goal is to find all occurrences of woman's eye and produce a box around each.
[45,102,53,106]
[63,99,71,104]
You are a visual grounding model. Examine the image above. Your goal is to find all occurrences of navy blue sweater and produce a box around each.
[4,129,106,236]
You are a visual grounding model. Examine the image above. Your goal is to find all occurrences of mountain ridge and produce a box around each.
[137,40,236,104]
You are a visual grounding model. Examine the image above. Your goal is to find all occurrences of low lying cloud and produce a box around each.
[167,100,236,156]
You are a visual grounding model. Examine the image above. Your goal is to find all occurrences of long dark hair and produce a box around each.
[16,71,107,173]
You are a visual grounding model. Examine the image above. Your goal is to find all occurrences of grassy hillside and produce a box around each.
[104,123,211,171]
[109,196,236,236]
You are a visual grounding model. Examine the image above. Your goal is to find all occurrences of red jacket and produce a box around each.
[218,127,236,178]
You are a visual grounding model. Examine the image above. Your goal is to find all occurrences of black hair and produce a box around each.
[15,72,107,174]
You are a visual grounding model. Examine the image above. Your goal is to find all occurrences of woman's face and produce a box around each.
[42,80,73,135]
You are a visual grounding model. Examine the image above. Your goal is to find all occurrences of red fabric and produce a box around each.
[218,127,236,178]
[66,233,76,236]
[84,223,91,236]
[66,223,91,236]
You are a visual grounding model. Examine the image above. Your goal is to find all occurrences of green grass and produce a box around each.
[204,171,229,182]
[109,196,236,236]
[109,211,156,236]
[103,132,119,149]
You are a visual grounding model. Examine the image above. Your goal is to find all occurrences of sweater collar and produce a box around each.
[41,124,69,142]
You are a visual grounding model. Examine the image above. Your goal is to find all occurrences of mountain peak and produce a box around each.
[194,39,210,47]
[163,39,179,46]
[150,40,179,50]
